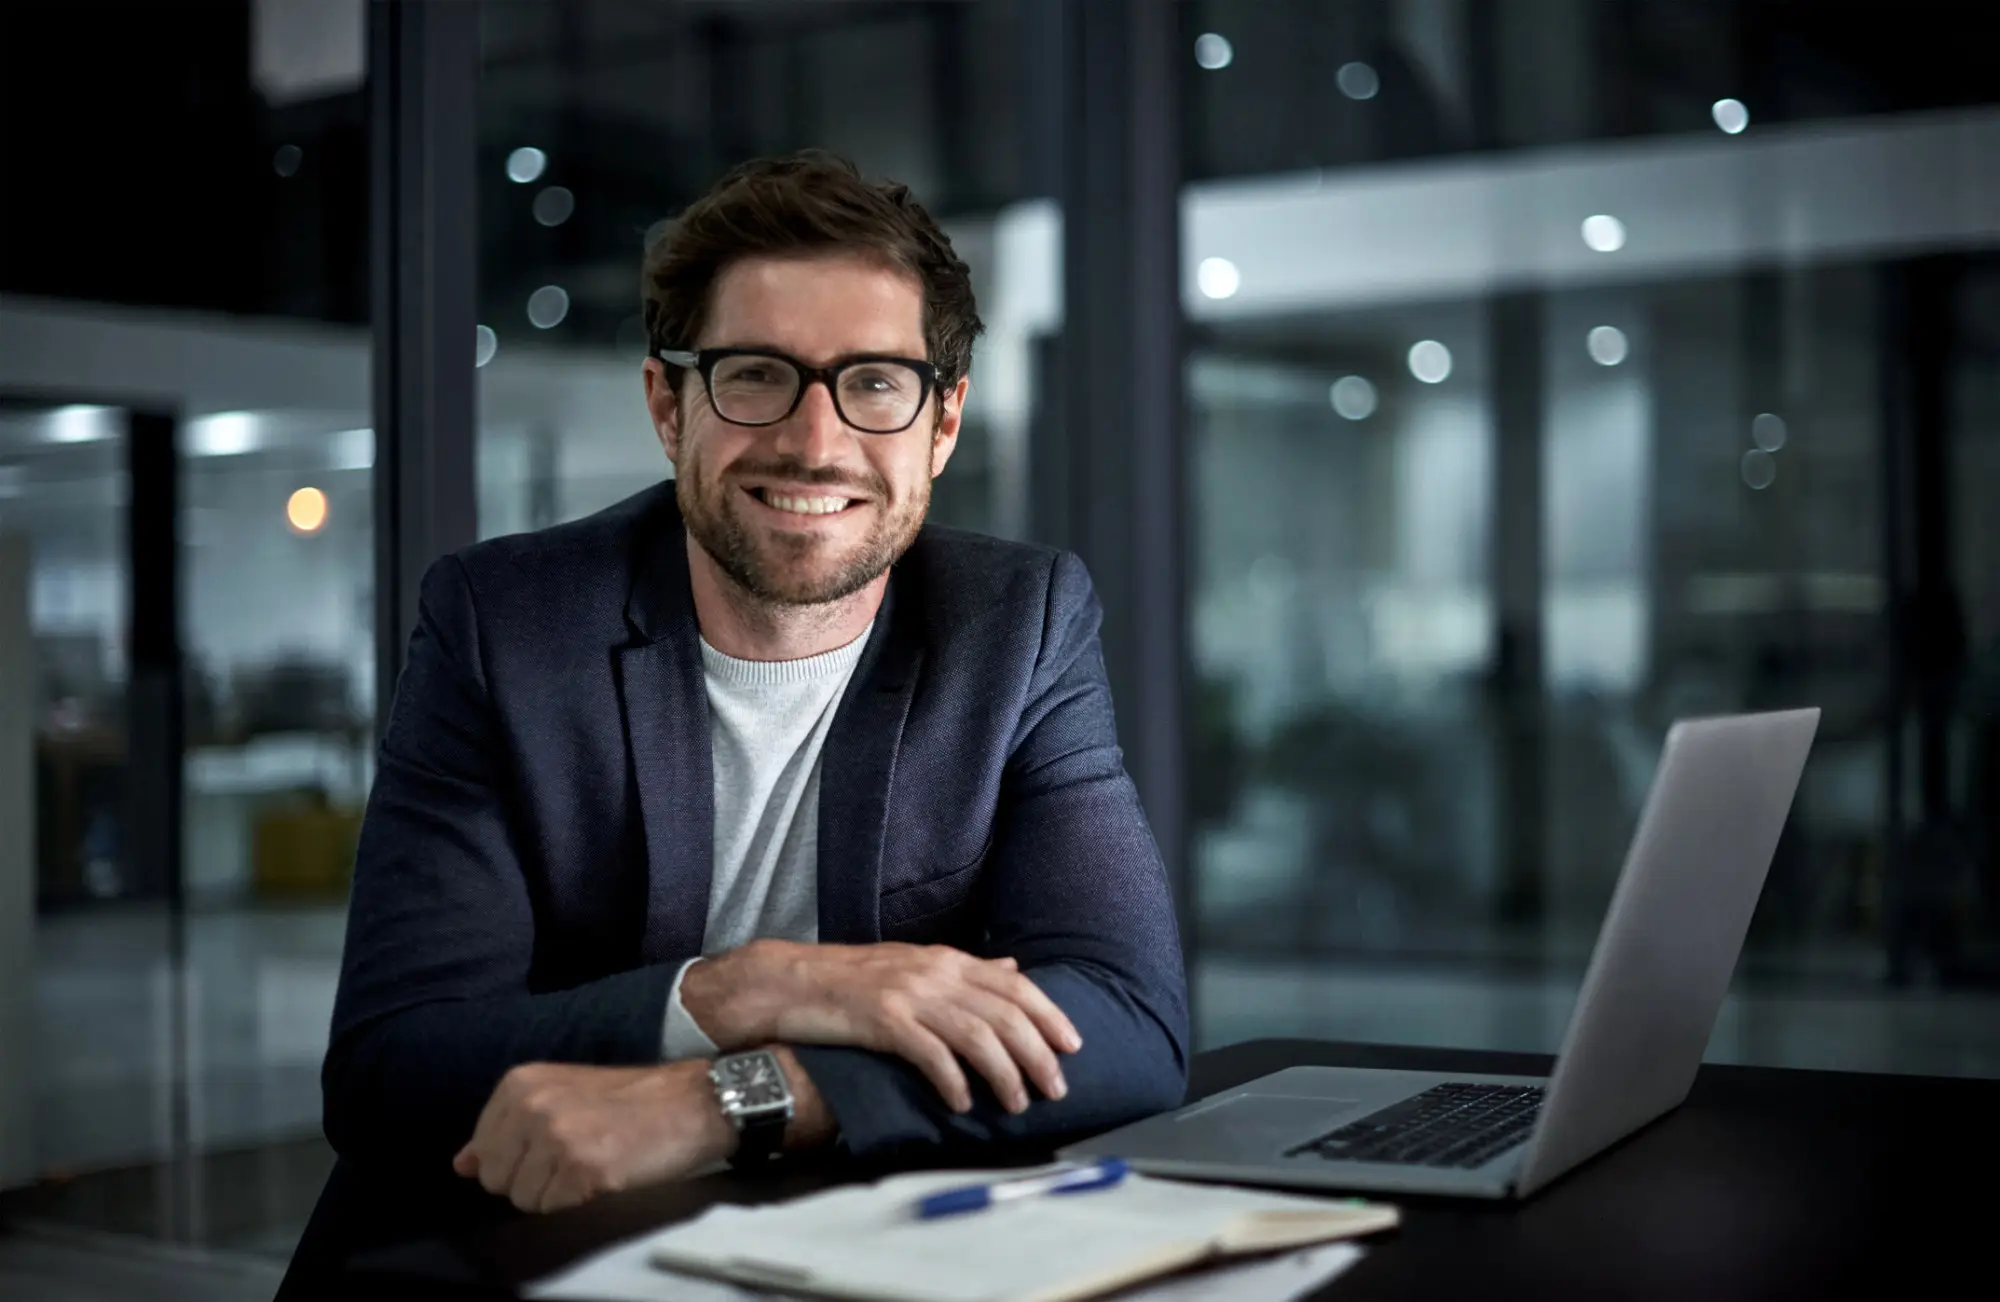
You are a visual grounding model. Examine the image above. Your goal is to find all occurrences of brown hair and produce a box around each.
[641,151,983,392]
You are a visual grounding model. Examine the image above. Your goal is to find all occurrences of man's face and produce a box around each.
[643,254,966,607]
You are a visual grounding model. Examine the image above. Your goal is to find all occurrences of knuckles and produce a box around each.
[498,1062,555,1099]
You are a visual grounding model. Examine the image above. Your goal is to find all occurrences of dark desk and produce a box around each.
[311,1040,1998,1300]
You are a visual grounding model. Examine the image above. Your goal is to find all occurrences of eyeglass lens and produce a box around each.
[708,354,926,432]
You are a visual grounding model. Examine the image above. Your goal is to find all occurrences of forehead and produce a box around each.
[701,254,926,360]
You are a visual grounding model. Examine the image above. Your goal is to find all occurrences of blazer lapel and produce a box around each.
[817,569,923,945]
[619,513,713,965]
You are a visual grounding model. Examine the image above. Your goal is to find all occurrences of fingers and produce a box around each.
[476,1126,531,1201]
[968,963,1082,1054]
[462,1083,525,1196]
[924,993,1066,1114]
[963,988,1070,1105]
[934,1007,1029,1113]
[883,1019,975,1113]
[507,1141,561,1213]
[537,1166,599,1215]
[848,951,1083,1116]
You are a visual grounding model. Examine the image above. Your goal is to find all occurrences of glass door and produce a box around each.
[0,401,146,1174]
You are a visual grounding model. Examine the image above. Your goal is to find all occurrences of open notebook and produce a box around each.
[645,1166,1399,1302]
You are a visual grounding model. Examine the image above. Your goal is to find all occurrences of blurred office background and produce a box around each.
[0,0,1996,1294]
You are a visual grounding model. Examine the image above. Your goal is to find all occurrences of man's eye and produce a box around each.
[847,368,907,394]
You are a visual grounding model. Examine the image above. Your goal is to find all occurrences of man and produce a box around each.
[312,152,1187,1241]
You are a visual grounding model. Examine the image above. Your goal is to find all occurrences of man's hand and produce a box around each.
[679,941,1081,1115]
[451,1060,735,1213]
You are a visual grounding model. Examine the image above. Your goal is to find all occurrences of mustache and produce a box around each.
[727,457,884,496]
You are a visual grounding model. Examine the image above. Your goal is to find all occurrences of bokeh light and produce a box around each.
[1408,340,1452,384]
[287,487,329,534]
[1329,375,1378,420]
[506,147,547,184]
[1194,33,1233,70]
[1582,214,1627,252]
[1196,257,1241,300]
[1336,62,1380,101]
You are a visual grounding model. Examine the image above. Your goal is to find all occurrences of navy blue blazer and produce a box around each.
[323,482,1189,1173]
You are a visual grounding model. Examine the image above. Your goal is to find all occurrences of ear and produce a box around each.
[929,375,970,479]
[641,357,684,466]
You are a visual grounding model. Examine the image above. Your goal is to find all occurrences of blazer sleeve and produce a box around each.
[321,556,675,1171]
[790,551,1191,1156]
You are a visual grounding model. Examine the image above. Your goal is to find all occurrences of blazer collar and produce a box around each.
[618,488,923,960]
[816,570,923,945]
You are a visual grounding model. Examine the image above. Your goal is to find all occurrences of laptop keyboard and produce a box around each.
[1287,1083,1545,1169]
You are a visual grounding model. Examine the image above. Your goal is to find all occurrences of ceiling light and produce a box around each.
[46,405,114,445]
[188,411,259,457]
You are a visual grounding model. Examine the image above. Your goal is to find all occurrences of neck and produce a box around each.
[685,531,886,661]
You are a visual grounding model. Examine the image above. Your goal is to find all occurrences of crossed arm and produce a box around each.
[324,553,1189,1212]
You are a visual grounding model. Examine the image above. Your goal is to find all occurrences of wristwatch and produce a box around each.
[708,1049,794,1166]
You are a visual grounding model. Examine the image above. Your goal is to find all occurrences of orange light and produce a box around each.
[287,487,329,534]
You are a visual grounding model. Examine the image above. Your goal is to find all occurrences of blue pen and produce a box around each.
[915,1158,1131,1220]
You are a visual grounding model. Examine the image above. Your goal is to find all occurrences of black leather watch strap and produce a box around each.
[730,1106,787,1166]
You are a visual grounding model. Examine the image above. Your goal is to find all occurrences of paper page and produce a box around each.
[644,1169,1388,1302]
[527,1206,765,1301]
[528,1234,765,1302]
[1128,1242,1365,1302]
[530,1222,1363,1302]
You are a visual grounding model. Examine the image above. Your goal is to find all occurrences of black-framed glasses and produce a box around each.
[658,347,939,435]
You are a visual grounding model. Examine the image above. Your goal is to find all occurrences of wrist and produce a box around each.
[680,942,789,1052]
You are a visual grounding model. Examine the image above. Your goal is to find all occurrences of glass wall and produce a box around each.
[1182,0,2000,1076]
[0,0,367,1249]
[473,0,1050,543]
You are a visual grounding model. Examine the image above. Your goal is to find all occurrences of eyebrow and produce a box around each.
[704,342,930,366]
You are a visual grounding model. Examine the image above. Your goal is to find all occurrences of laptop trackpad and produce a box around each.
[1174,1095,1360,1155]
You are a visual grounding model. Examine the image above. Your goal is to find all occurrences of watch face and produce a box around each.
[717,1053,788,1109]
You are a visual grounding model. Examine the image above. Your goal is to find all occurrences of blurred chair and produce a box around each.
[251,788,361,899]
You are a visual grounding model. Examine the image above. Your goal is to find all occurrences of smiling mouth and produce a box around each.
[747,486,862,516]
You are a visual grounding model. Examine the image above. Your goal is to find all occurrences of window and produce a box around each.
[1183,0,2000,1076]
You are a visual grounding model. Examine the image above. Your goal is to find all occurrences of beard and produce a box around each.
[676,446,932,607]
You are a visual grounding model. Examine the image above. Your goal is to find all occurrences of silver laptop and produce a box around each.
[1063,708,1820,1200]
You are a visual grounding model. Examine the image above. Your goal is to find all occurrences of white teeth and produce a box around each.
[760,491,852,516]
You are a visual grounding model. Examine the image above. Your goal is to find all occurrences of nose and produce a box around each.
[770,378,849,466]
